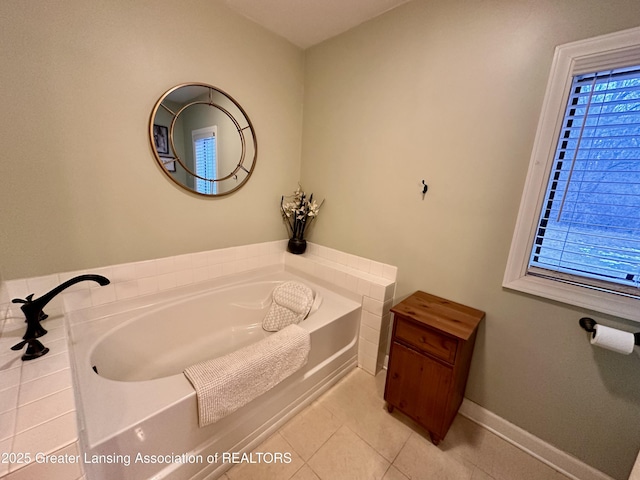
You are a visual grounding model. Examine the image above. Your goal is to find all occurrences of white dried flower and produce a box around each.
[280,186,324,239]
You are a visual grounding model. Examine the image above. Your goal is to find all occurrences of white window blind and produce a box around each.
[528,65,640,297]
[192,126,217,195]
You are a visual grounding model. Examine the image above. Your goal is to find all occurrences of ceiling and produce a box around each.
[223,0,412,49]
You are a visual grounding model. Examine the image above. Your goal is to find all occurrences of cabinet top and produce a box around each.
[391,291,485,340]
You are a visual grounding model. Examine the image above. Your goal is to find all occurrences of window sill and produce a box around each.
[503,273,640,323]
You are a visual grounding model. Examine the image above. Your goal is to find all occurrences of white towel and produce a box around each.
[183,324,311,427]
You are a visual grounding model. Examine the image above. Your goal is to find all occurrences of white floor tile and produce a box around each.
[243,368,574,480]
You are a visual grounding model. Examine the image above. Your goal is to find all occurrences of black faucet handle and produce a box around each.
[12,294,48,323]
[12,294,34,304]
[11,339,28,351]
[10,339,49,361]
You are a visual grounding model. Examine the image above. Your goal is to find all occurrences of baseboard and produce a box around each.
[459,399,615,480]
[381,355,615,480]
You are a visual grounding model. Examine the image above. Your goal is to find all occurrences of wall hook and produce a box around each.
[422,180,428,199]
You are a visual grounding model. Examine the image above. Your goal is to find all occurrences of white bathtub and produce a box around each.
[68,268,361,480]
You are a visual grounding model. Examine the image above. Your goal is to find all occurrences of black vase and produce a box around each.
[287,237,307,254]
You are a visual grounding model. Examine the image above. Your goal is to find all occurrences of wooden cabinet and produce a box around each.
[384,291,484,445]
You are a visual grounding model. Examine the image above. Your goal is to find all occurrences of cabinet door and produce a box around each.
[385,342,453,435]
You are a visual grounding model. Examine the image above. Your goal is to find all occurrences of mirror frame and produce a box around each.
[149,83,258,196]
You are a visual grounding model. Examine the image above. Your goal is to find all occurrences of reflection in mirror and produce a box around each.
[149,83,257,196]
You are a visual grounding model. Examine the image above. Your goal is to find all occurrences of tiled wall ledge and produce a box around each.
[630,450,640,480]
[0,240,397,480]
[0,312,84,480]
[285,242,397,374]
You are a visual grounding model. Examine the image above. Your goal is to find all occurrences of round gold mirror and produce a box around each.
[149,83,257,196]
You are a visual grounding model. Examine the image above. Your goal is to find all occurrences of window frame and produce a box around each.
[503,26,640,323]
[192,125,218,195]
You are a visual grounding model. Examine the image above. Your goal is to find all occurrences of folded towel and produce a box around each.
[263,281,314,332]
[184,324,311,427]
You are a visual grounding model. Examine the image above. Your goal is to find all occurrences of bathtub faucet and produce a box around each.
[10,274,110,361]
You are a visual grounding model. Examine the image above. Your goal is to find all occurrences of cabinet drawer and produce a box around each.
[395,317,457,363]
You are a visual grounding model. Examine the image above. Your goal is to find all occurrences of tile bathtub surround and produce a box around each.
[0,314,84,480]
[0,240,398,479]
[631,452,640,480]
[3,240,289,319]
[285,242,397,375]
[3,240,397,375]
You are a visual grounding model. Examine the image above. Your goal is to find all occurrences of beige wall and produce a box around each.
[0,0,303,280]
[3,0,640,478]
[301,1,640,479]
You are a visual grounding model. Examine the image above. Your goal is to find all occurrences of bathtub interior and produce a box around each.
[90,275,336,382]
[69,268,361,479]
[90,280,284,382]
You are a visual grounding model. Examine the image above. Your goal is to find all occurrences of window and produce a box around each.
[504,27,640,322]
[192,126,218,195]
[530,66,640,292]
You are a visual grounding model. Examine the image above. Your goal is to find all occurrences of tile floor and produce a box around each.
[225,368,572,480]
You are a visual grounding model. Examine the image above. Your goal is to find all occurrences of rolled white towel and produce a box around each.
[262,281,315,332]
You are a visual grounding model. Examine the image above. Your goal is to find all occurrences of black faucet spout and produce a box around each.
[21,274,110,318]
[11,274,110,361]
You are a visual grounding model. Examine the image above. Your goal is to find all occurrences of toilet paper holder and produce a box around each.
[579,317,640,345]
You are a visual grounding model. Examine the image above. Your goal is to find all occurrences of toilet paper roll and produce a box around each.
[590,324,635,355]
